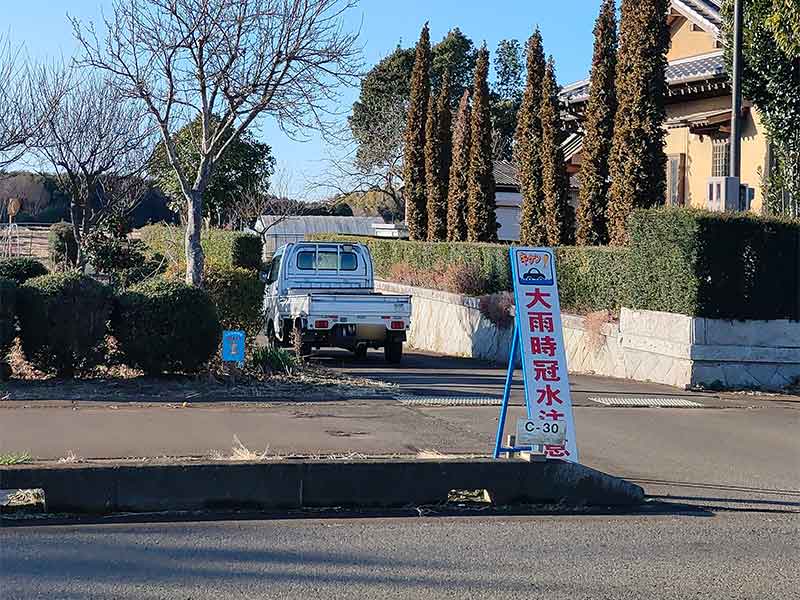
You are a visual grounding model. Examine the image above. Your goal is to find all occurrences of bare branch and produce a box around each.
[70,0,362,285]
[30,61,156,264]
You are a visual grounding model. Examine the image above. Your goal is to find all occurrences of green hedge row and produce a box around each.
[627,208,800,320]
[307,234,627,313]
[312,206,800,320]
[138,225,263,271]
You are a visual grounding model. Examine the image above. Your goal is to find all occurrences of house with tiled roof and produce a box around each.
[493,160,524,240]
[561,0,769,211]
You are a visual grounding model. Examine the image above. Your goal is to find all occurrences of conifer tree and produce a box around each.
[540,57,572,246]
[426,73,452,241]
[447,90,471,241]
[607,0,669,245]
[576,0,617,246]
[466,45,498,242]
[403,23,431,240]
[513,29,547,246]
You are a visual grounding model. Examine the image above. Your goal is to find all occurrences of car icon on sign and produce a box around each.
[523,267,547,281]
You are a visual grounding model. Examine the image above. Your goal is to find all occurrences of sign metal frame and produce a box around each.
[493,247,579,462]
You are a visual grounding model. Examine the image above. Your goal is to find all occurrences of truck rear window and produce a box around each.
[296,250,358,271]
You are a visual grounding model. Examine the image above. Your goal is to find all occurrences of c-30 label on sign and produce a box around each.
[516,418,566,446]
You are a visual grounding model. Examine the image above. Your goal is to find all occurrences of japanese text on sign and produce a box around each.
[511,248,578,462]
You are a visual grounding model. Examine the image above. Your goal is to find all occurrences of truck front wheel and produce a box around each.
[384,340,403,364]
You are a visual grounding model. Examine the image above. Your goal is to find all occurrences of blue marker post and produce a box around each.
[221,330,246,384]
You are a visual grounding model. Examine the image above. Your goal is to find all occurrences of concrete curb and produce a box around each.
[0,459,644,514]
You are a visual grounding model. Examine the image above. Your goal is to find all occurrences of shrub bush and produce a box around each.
[112,279,221,374]
[230,234,263,270]
[202,264,266,338]
[0,257,48,284]
[556,246,628,313]
[0,278,16,361]
[308,234,626,313]
[479,292,515,329]
[48,222,78,268]
[387,261,489,296]
[17,272,113,377]
[627,208,800,319]
[138,225,262,270]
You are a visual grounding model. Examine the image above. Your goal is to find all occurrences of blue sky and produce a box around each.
[7,0,603,197]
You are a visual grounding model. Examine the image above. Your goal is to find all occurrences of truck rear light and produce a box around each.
[390,321,405,330]
[314,320,329,329]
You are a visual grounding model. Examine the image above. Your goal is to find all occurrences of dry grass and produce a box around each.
[209,435,283,462]
[584,309,613,351]
[2,488,45,507]
[415,449,463,460]
[57,450,83,464]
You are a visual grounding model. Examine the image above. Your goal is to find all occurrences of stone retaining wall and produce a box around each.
[376,280,800,391]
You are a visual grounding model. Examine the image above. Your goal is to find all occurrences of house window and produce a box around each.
[666,154,686,206]
[712,137,730,177]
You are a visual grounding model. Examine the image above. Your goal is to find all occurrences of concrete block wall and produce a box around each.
[376,280,800,391]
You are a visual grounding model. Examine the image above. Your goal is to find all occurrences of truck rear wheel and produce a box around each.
[384,340,403,364]
[353,344,368,360]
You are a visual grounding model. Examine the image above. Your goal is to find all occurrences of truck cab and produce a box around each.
[263,242,411,363]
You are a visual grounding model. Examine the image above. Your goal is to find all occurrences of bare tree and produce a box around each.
[71,0,361,286]
[0,36,54,171]
[32,63,154,265]
[316,96,406,219]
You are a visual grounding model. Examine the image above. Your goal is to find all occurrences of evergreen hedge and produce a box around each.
[112,279,221,374]
[201,264,266,338]
[138,225,262,270]
[307,234,627,313]
[17,272,114,378]
[48,222,78,268]
[0,258,48,285]
[0,278,16,362]
[311,207,800,320]
[627,208,800,319]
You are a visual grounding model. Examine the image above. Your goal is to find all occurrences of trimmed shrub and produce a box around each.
[112,279,221,374]
[0,278,16,361]
[0,258,48,285]
[202,264,266,338]
[138,225,262,270]
[17,272,113,377]
[307,234,626,313]
[627,207,800,319]
[230,234,262,270]
[48,222,78,268]
[556,246,628,313]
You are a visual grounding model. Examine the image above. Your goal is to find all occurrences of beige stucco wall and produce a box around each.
[667,17,718,61]
[664,97,769,212]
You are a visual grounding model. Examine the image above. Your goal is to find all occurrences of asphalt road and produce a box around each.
[2,512,798,599]
[2,349,799,599]
[2,349,799,509]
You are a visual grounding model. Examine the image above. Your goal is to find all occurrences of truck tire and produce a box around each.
[384,340,403,364]
[266,321,278,347]
[353,344,368,360]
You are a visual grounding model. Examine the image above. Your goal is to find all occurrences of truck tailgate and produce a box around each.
[308,293,411,317]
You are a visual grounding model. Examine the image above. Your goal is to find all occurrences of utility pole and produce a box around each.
[729,0,743,179]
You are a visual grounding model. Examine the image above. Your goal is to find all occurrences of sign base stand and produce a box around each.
[493,323,536,459]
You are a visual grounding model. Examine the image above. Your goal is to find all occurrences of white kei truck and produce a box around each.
[262,241,412,363]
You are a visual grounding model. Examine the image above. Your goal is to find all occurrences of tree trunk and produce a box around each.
[185,189,205,287]
[70,203,84,269]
